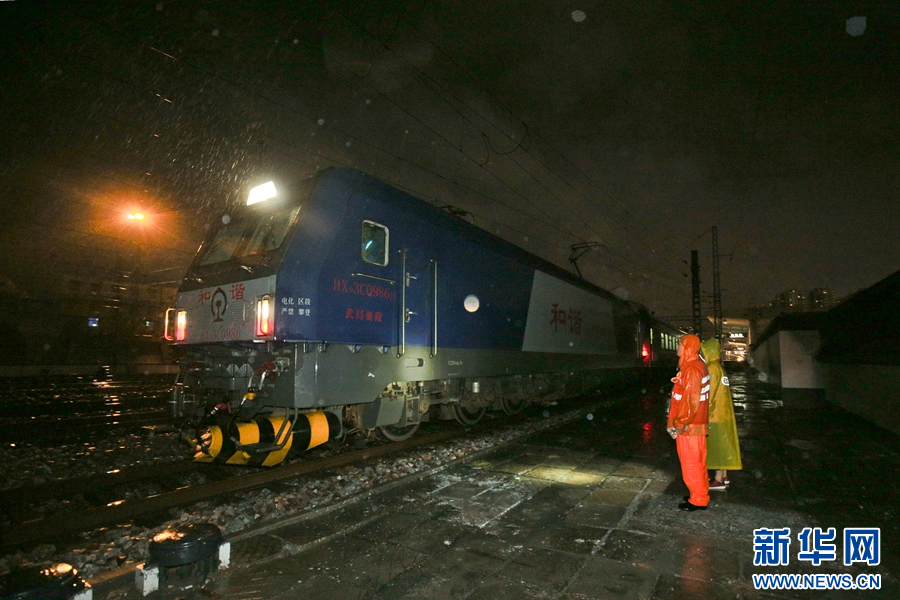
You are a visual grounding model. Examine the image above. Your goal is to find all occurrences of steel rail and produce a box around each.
[0,460,205,518]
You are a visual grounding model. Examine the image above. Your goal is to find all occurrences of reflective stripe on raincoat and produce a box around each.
[701,338,742,470]
[667,334,709,436]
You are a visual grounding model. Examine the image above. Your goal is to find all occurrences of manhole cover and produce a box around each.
[149,523,224,567]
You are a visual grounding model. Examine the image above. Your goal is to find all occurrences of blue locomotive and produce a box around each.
[166,168,681,466]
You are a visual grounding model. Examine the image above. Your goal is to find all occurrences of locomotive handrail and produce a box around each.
[398,249,407,358]
[431,260,438,358]
[170,368,185,418]
[351,272,395,285]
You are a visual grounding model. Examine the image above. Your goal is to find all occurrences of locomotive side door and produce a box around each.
[398,248,437,358]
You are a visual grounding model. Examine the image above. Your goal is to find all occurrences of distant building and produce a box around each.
[742,287,836,357]
[0,269,177,372]
[776,289,806,310]
[748,270,900,433]
[809,287,834,309]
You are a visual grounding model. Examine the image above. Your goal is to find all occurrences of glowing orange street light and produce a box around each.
[128,212,146,221]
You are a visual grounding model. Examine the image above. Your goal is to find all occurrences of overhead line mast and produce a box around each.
[691,249,702,338]
[712,226,723,340]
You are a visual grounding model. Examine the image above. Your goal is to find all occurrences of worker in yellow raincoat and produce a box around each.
[701,338,742,491]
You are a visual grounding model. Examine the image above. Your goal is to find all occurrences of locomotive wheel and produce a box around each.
[501,394,527,415]
[452,401,486,426]
[377,422,420,442]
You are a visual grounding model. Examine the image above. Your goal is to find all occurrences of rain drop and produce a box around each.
[571,10,586,22]
[346,141,352,147]
[586,413,594,420]
[212,29,219,37]
[156,3,163,10]
[542,410,550,418]
[293,39,299,44]
[846,16,866,36]
[222,215,231,224]
[317,118,325,125]
[755,470,763,479]
[365,99,371,104]
[641,389,646,394]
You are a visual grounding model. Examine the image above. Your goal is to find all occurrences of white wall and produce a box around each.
[750,335,779,385]
[779,331,824,389]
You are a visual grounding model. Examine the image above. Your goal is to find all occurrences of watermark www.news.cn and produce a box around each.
[752,527,881,591]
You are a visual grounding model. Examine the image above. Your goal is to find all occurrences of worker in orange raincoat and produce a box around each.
[667,334,710,511]
[701,338,742,491]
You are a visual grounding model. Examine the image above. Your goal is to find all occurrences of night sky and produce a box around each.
[1,1,897,317]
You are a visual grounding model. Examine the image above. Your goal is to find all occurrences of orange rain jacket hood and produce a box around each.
[668,334,710,435]
[679,334,701,367]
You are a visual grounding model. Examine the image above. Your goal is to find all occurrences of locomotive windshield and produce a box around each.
[199,205,301,266]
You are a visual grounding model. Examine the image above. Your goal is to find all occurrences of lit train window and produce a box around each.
[362,220,389,266]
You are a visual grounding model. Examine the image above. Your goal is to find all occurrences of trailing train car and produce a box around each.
[166,168,681,466]
[640,311,683,372]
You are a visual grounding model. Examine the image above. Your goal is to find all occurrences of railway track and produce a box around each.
[0,424,468,550]
[0,382,640,555]
[0,460,212,526]
[0,409,173,443]
[0,377,174,442]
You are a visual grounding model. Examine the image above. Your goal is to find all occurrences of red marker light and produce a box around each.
[256,295,273,337]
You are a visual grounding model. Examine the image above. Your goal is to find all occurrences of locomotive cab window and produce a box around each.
[361,220,389,266]
[199,205,301,267]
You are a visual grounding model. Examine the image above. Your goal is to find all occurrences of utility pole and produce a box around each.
[691,250,702,338]
[711,226,723,340]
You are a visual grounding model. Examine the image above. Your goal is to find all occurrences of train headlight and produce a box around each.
[175,310,187,341]
[247,181,276,205]
[256,295,273,337]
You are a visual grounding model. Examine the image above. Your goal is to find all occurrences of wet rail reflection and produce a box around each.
[0,376,173,442]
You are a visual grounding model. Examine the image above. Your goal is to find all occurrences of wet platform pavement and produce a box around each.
[100,372,900,599]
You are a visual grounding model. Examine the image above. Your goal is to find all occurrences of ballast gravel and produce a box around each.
[0,400,607,581]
